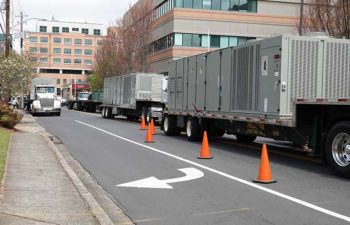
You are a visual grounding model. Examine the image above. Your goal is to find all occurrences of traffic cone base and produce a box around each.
[253,144,276,184]
[139,114,147,130]
[198,131,212,159]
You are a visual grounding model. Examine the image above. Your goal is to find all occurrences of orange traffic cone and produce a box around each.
[144,123,154,143]
[139,114,147,130]
[198,131,213,159]
[253,144,276,184]
[151,118,156,135]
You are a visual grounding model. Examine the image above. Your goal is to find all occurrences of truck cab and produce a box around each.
[29,85,61,116]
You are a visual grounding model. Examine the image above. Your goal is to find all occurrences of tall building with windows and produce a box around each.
[24,20,104,95]
[132,0,300,73]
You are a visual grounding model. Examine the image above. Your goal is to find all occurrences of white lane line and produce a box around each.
[75,120,350,223]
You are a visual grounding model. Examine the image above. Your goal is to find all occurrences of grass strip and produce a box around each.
[0,128,11,183]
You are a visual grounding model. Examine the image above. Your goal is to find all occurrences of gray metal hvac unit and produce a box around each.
[103,73,166,109]
[168,35,350,121]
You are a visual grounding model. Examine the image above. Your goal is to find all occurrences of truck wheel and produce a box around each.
[101,107,106,118]
[56,112,61,116]
[325,122,350,178]
[146,110,152,124]
[216,129,226,137]
[163,115,179,136]
[186,117,200,141]
[236,134,256,143]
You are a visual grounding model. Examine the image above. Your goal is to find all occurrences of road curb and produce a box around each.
[45,136,115,225]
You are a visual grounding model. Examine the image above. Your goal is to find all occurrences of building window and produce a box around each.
[72,27,79,32]
[29,47,37,53]
[193,0,202,9]
[93,29,101,35]
[53,37,61,43]
[63,79,67,84]
[174,33,182,46]
[97,40,103,45]
[62,27,69,33]
[64,38,72,45]
[57,79,61,84]
[74,39,82,45]
[40,37,48,43]
[64,48,71,55]
[82,28,89,34]
[74,59,82,64]
[64,59,71,64]
[53,48,61,54]
[53,58,61,64]
[85,39,92,45]
[40,47,48,54]
[184,0,192,8]
[175,0,184,7]
[182,34,192,46]
[220,36,229,48]
[74,49,82,55]
[29,36,38,43]
[84,59,92,65]
[210,35,220,48]
[52,26,59,33]
[39,58,48,63]
[39,26,47,32]
[84,49,92,55]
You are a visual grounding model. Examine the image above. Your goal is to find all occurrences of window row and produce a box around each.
[57,78,83,85]
[29,47,93,55]
[39,26,101,35]
[154,0,257,19]
[38,57,92,65]
[151,33,255,53]
[29,36,97,45]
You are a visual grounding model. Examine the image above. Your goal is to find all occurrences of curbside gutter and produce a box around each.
[46,136,115,225]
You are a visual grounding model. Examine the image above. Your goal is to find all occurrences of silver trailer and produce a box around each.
[163,35,350,177]
[101,73,167,122]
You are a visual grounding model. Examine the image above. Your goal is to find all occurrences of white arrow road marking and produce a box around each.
[117,168,204,189]
[76,120,350,223]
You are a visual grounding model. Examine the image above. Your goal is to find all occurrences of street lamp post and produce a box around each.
[299,0,305,36]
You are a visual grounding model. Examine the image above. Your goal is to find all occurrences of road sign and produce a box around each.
[117,167,204,189]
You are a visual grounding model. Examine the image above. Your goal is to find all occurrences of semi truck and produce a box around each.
[162,34,350,177]
[101,73,167,122]
[27,78,61,116]
[67,91,103,112]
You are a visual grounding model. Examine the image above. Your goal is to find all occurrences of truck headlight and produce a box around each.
[54,100,61,108]
[33,101,41,109]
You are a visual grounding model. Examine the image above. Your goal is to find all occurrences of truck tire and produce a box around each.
[163,115,179,136]
[56,112,61,116]
[146,110,152,124]
[102,107,107,118]
[186,117,200,141]
[325,121,350,178]
[236,134,256,143]
[107,108,113,119]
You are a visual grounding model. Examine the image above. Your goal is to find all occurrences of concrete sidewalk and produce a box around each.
[0,112,121,225]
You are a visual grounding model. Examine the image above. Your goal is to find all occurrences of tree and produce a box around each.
[303,0,350,38]
[88,72,103,92]
[0,51,37,102]
[94,0,154,78]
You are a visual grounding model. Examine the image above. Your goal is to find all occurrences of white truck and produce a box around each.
[28,84,61,116]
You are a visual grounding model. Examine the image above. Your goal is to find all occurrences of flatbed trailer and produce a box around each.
[67,91,103,112]
[162,34,350,177]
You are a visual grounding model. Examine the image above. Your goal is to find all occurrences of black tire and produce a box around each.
[186,117,201,141]
[236,134,257,143]
[146,110,152,124]
[325,121,350,178]
[101,107,107,118]
[107,108,114,119]
[163,115,179,136]
[57,112,61,116]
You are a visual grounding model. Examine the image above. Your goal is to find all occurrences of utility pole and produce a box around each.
[5,0,10,57]
[299,0,304,36]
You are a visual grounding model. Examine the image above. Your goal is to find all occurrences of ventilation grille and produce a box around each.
[324,42,350,98]
[289,40,319,111]
[232,46,256,111]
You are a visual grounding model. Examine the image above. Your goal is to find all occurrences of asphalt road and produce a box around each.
[36,109,350,225]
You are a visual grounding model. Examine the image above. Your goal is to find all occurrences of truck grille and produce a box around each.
[40,98,54,107]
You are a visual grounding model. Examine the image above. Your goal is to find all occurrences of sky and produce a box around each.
[10,0,138,32]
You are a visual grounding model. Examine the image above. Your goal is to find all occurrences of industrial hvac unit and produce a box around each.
[168,35,350,121]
